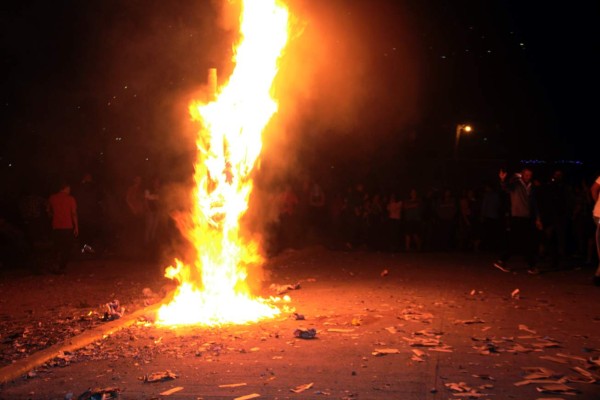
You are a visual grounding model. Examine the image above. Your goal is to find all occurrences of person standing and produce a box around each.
[591,174,600,286]
[386,193,402,252]
[47,182,78,274]
[74,172,102,255]
[403,188,423,252]
[125,176,145,256]
[144,177,161,247]
[493,168,542,274]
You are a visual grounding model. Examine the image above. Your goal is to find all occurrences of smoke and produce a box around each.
[81,0,422,280]
[246,0,424,236]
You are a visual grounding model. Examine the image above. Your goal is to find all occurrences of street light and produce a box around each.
[454,123,473,160]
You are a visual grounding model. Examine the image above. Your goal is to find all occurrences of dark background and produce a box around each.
[2,0,598,198]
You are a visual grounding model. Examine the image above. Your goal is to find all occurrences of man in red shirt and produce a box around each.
[48,182,78,273]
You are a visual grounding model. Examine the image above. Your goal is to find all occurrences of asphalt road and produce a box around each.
[1,248,599,399]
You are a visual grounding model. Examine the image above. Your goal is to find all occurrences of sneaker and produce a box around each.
[493,260,510,272]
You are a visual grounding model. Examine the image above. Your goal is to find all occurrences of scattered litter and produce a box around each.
[398,307,434,324]
[539,356,569,364]
[327,328,355,333]
[219,383,247,388]
[536,383,579,395]
[372,348,400,356]
[556,353,586,362]
[518,324,537,334]
[81,244,95,255]
[570,366,598,383]
[234,394,260,400]
[444,382,488,398]
[472,374,495,380]
[293,313,305,320]
[411,349,426,362]
[511,288,520,299]
[270,282,300,295]
[290,382,314,393]
[380,269,389,277]
[77,387,120,400]
[160,387,184,396]
[294,328,317,339]
[351,318,362,326]
[454,317,485,325]
[142,370,178,383]
[103,300,125,321]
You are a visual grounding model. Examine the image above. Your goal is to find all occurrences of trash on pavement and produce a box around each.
[270,282,300,295]
[103,300,125,321]
[372,348,400,356]
[327,328,354,333]
[293,312,305,320]
[290,382,314,393]
[536,383,579,395]
[234,394,260,400]
[219,383,247,388]
[518,324,537,334]
[294,328,317,339]
[160,387,184,396]
[77,387,120,400]
[142,370,178,383]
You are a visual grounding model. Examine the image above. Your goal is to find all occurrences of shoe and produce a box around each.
[527,268,540,275]
[493,260,510,272]
[594,276,600,286]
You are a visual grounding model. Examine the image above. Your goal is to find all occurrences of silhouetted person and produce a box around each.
[47,182,78,274]
[125,176,145,256]
[494,168,542,274]
[144,177,161,247]
[591,174,600,286]
[480,183,502,251]
[74,172,102,255]
[537,169,571,269]
[403,188,423,252]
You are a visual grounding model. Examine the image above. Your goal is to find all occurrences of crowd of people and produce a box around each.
[273,167,600,284]
[0,172,171,274]
[1,166,599,285]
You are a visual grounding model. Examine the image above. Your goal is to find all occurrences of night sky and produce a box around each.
[1,0,598,192]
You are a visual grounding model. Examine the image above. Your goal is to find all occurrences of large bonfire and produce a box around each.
[156,0,290,326]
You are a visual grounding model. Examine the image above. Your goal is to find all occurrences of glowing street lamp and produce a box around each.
[454,123,473,160]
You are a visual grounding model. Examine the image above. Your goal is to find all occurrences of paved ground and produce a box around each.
[1,247,599,399]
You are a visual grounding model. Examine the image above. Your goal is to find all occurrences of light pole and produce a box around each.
[454,123,472,160]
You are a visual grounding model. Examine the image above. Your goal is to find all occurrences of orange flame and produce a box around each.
[156,0,290,326]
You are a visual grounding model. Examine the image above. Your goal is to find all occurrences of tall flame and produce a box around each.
[156,0,290,326]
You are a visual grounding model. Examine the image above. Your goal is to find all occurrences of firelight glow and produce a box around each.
[156,0,290,326]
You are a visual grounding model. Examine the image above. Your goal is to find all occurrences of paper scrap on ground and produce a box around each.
[290,382,314,393]
[219,383,247,388]
[160,387,183,396]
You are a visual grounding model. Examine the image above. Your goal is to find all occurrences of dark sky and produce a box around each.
[1,0,598,187]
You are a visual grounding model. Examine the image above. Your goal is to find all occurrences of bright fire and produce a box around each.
[156,0,290,326]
